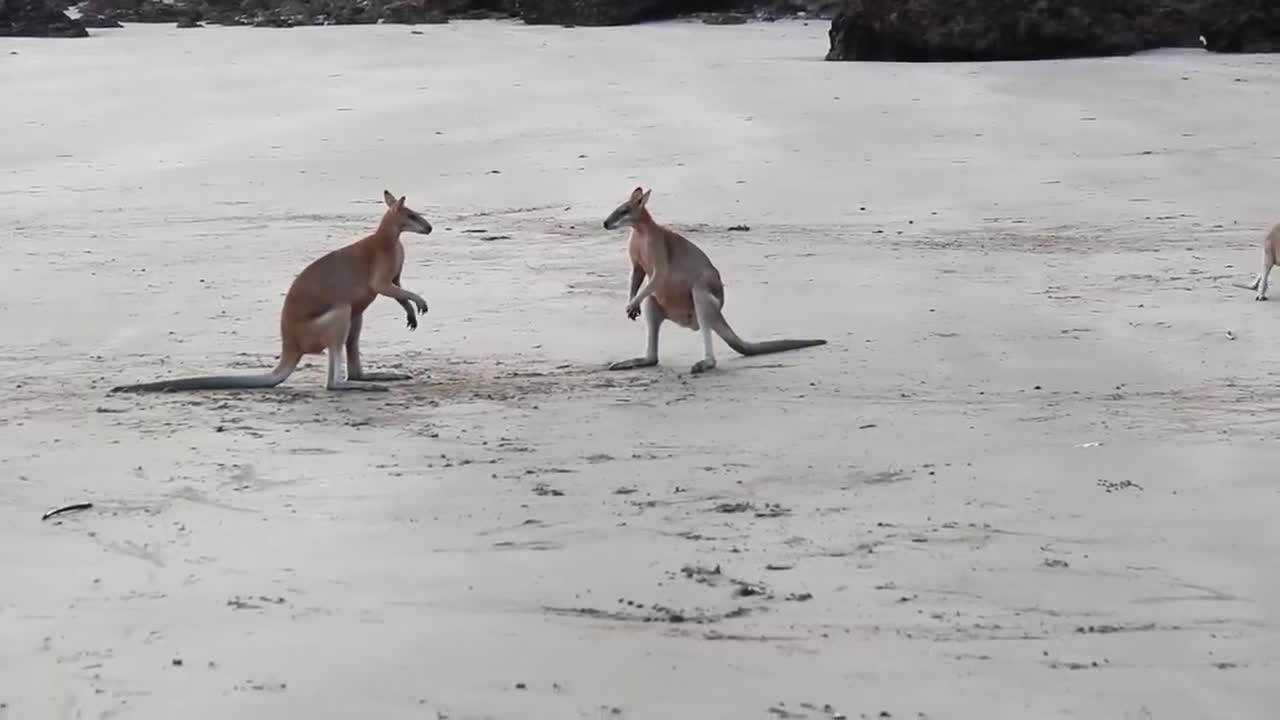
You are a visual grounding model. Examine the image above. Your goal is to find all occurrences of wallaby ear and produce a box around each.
[397,195,406,210]
[638,189,652,206]
[629,186,644,204]
[383,190,397,208]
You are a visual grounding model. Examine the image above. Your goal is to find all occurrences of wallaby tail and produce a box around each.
[109,349,301,393]
[710,310,827,358]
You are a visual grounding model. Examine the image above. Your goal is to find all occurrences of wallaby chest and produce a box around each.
[628,230,659,273]
[370,240,406,285]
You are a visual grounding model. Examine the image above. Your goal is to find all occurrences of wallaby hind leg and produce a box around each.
[317,307,388,392]
[609,297,664,371]
[345,312,411,382]
[690,286,720,375]
[1256,245,1276,301]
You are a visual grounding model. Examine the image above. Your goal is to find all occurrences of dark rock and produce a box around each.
[701,11,746,24]
[827,0,1280,61]
[251,9,295,25]
[515,0,689,25]
[1,0,89,35]
[79,11,123,26]
[1130,2,1201,48]
[381,0,449,23]
[1199,0,1280,53]
[175,14,201,25]
[80,0,198,23]
[64,0,831,29]
[826,0,1152,62]
[514,0,839,25]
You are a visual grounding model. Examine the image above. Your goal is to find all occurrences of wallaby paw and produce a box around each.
[1256,294,1268,301]
[689,360,717,375]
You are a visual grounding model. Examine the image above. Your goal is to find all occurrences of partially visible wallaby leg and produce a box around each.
[345,312,411,382]
[320,307,388,392]
[609,297,664,370]
[690,286,720,375]
[1255,244,1276,300]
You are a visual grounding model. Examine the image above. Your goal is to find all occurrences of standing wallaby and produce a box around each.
[1245,223,1280,300]
[110,191,433,394]
[602,186,826,374]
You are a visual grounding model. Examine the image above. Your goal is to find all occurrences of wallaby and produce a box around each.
[602,186,826,374]
[1245,223,1280,300]
[110,191,433,394]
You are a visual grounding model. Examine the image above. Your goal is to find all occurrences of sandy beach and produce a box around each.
[1,19,1279,719]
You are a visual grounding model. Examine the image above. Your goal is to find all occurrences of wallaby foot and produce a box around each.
[1256,273,1269,300]
[345,312,409,381]
[327,379,390,392]
[690,359,717,375]
[1256,241,1276,300]
[610,296,664,371]
[349,371,412,382]
[690,286,720,375]
[326,331,388,391]
[609,357,658,371]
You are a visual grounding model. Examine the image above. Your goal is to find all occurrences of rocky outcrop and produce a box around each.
[74,0,515,25]
[1,0,90,36]
[1199,0,1280,53]
[67,0,834,27]
[513,0,838,27]
[826,0,1280,62]
[826,0,1152,62]
[80,11,124,25]
[513,0,701,26]
[381,0,451,23]
[80,0,195,22]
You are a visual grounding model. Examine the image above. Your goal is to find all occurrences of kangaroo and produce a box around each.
[1244,223,1280,300]
[110,190,433,394]
[602,186,826,374]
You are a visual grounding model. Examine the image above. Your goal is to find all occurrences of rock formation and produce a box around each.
[826,0,1280,61]
[1,0,90,36]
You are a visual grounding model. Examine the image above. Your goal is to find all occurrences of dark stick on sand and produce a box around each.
[41,502,93,521]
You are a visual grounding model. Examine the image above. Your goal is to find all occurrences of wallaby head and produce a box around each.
[603,187,653,230]
[381,190,433,236]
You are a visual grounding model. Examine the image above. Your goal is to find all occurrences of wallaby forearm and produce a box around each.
[380,283,427,309]
[628,271,663,308]
[627,265,645,301]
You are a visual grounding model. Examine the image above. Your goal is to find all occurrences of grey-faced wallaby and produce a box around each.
[602,186,826,374]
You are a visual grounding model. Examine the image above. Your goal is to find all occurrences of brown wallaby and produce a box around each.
[111,191,433,393]
[602,186,826,374]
